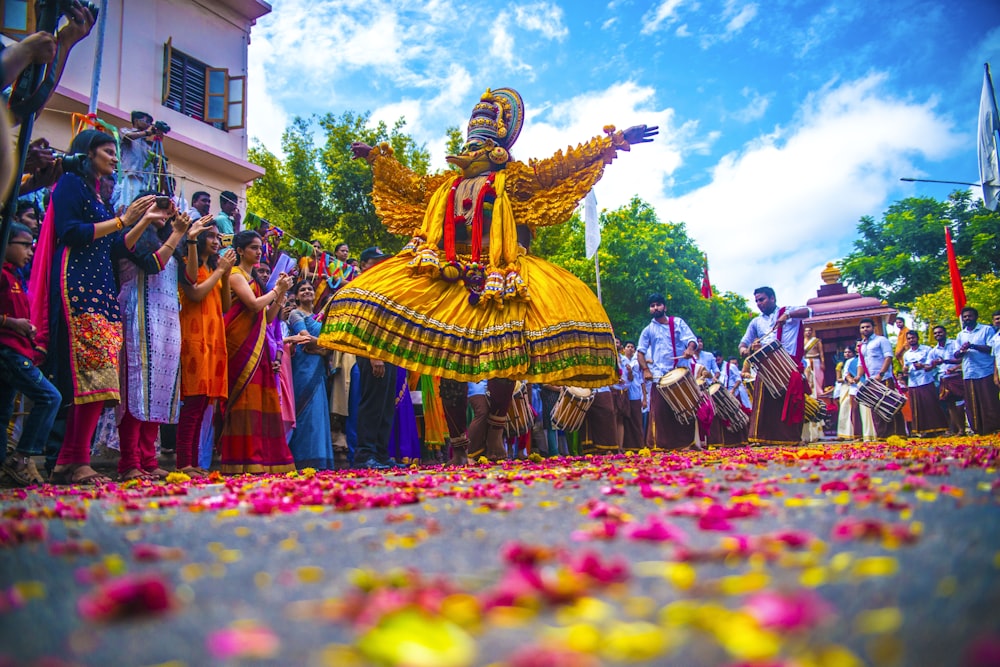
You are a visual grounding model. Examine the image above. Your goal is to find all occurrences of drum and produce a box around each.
[708,383,749,432]
[857,380,906,422]
[656,368,702,424]
[803,395,822,422]
[505,382,534,437]
[550,387,594,432]
[747,340,800,399]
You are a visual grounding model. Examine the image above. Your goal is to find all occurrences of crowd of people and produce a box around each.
[2,79,1000,488]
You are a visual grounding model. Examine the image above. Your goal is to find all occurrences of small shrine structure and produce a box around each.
[804,262,897,389]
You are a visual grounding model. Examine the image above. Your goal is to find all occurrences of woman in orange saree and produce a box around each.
[219,230,295,474]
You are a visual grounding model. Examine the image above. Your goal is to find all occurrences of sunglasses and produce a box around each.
[9,241,34,248]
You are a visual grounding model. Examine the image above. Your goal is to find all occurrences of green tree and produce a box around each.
[911,274,1000,340]
[534,196,752,353]
[444,126,463,171]
[246,112,431,256]
[840,191,1000,306]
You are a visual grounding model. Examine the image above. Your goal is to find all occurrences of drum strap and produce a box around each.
[775,307,806,365]
[669,316,677,367]
[857,341,871,379]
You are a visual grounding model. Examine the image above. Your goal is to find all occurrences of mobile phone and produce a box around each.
[155,196,171,209]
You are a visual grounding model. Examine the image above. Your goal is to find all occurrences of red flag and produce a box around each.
[700,263,713,299]
[944,226,966,317]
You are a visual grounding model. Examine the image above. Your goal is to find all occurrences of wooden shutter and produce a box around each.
[204,67,228,123]
[226,75,246,130]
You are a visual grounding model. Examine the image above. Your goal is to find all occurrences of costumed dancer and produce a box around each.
[737,287,811,446]
[901,330,948,437]
[318,87,657,465]
[636,293,699,450]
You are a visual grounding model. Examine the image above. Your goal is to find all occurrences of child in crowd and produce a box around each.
[0,223,61,486]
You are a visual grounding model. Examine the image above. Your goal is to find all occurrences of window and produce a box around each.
[1,0,35,36]
[162,39,245,131]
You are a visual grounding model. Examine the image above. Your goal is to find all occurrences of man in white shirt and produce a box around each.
[695,337,720,381]
[901,330,948,437]
[856,317,907,440]
[637,293,698,449]
[928,325,966,436]
[737,286,811,446]
[954,307,1000,435]
[621,341,645,451]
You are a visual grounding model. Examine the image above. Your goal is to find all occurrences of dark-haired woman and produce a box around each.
[175,219,235,475]
[219,230,295,474]
[32,130,168,485]
[286,281,334,469]
[114,200,191,481]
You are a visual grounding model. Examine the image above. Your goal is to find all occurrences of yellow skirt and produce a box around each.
[318,253,618,387]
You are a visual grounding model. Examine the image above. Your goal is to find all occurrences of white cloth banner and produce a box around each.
[978,65,1000,211]
[584,189,600,259]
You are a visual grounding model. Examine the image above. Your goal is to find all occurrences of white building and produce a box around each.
[3,0,271,209]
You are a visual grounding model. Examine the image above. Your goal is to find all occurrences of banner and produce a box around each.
[978,63,1000,210]
[944,226,966,317]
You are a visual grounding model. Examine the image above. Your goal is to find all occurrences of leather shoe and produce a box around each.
[357,458,391,470]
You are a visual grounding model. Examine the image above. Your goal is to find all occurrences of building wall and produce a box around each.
[24,0,269,207]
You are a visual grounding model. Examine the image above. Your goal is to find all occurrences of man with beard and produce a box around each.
[738,287,811,446]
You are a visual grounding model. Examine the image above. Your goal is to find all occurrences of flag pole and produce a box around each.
[594,253,602,304]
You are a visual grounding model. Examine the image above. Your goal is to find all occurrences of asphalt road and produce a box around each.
[1,437,999,667]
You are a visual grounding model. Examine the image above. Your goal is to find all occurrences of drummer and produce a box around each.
[857,317,907,440]
[636,293,700,450]
[737,287,811,446]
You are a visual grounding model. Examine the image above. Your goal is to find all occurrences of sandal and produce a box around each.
[118,468,155,482]
[51,465,111,486]
[2,456,34,487]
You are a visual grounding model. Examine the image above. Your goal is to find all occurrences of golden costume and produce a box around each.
[319,88,647,388]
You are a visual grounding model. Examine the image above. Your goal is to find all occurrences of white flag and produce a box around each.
[584,189,600,259]
[978,64,1000,211]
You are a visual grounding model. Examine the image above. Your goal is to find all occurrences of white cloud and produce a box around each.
[489,13,535,78]
[729,87,770,123]
[659,74,963,307]
[675,23,691,37]
[513,81,693,214]
[641,0,686,35]
[513,3,569,40]
[602,17,618,30]
[725,3,757,33]
[246,31,288,153]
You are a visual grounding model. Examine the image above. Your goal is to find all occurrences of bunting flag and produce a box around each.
[944,226,966,317]
[700,256,713,299]
[978,63,1000,211]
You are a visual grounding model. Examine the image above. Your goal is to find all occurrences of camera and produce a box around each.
[154,196,172,209]
[51,151,88,176]
[152,120,171,135]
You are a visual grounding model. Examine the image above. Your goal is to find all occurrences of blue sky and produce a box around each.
[247,0,1000,309]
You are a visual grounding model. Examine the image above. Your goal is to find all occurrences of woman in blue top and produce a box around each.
[34,130,168,485]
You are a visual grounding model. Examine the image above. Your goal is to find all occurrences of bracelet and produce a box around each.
[163,244,176,252]
[115,216,125,230]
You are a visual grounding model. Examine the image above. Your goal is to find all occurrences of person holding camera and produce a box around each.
[31,130,171,485]
[111,111,167,212]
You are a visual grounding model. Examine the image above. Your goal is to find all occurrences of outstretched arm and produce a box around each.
[507,125,657,229]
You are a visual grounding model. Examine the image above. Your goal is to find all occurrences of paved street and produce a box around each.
[2,437,999,667]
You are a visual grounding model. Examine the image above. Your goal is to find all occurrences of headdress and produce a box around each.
[465,87,524,165]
